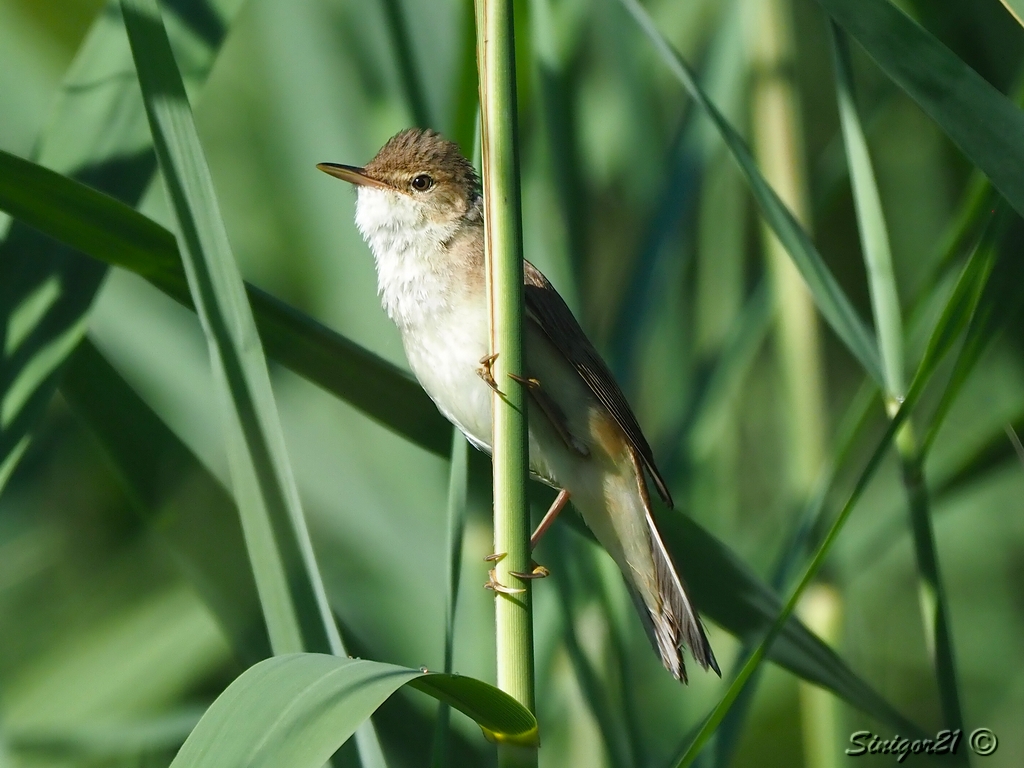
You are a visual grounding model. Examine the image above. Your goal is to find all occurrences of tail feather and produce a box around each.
[627,448,720,683]
[645,510,720,681]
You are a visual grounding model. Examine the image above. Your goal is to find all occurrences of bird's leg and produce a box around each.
[509,489,571,581]
[477,352,501,393]
[530,488,570,550]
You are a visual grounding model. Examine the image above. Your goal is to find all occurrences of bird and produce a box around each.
[318,128,718,682]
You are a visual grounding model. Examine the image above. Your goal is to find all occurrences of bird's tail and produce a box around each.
[618,449,720,683]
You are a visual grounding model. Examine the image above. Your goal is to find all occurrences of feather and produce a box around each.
[522,261,674,507]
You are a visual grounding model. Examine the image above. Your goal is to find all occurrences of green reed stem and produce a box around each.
[748,0,828,499]
[475,0,536,765]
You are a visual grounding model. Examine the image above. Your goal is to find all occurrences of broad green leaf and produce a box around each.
[118,3,388,767]
[0,147,449,458]
[168,654,537,768]
[818,0,1024,222]
[120,0,338,654]
[0,0,244,499]
[615,0,884,386]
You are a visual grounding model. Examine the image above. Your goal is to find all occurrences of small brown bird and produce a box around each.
[318,128,718,682]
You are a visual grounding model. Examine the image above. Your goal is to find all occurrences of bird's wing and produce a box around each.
[522,260,673,507]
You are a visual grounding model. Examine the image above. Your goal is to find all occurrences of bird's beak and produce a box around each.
[316,162,390,190]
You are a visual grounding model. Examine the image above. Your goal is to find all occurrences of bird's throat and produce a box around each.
[354,187,484,330]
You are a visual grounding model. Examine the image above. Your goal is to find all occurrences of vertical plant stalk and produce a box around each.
[475,1,536,766]
[797,584,843,768]
[430,430,470,768]
[896,429,965,736]
[747,0,828,499]
[829,24,965,739]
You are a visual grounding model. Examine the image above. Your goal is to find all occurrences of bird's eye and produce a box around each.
[411,174,433,191]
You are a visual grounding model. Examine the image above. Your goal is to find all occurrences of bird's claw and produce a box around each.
[511,562,550,580]
[477,353,502,394]
[484,568,526,595]
[483,552,547,590]
[508,373,541,390]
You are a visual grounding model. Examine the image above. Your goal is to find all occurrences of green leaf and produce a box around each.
[120,4,392,762]
[670,202,1004,768]
[0,147,449,458]
[120,0,338,655]
[615,0,883,385]
[817,0,1024,222]
[1001,1,1024,28]
[829,23,905,400]
[168,654,536,768]
[0,0,243,499]
[921,209,1019,455]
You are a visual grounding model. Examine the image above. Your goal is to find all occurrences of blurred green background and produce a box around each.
[1,0,1023,766]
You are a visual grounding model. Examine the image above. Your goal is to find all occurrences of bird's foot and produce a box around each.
[483,552,547,589]
[511,562,550,580]
[484,568,526,595]
[477,353,502,394]
[508,373,541,390]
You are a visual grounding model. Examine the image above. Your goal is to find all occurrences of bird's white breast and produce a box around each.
[354,187,493,451]
[355,187,460,329]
